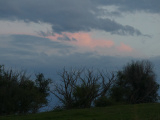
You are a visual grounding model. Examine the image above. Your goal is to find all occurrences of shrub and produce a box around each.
[94,96,113,107]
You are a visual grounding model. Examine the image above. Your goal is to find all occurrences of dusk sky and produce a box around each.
[0,0,160,79]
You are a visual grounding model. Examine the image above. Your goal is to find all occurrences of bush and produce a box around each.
[110,60,159,104]
[94,96,113,107]
[0,65,51,115]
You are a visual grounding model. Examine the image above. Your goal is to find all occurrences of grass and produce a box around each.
[1,103,160,120]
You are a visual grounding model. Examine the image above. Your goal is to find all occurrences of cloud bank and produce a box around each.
[0,0,149,36]
[0,0,160,78]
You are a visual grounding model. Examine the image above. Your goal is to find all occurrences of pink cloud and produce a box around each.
[117,43,133,52]
[45,32,135,56]
[46,32,114,49]
[46,34,63,40]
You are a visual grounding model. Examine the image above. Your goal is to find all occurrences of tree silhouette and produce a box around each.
[51,68,115,109]
[110,60,159,104]
[0,65,51,115]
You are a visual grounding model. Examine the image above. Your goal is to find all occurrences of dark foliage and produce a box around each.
[0,65,51,115]
[94,96,113,107]
[1,59,159,114]
[110,60,159,104]
[72,69,100,108]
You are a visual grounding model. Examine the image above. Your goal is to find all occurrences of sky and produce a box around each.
[0,0,160,79]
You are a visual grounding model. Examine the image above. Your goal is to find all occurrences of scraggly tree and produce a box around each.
[51,68,82,109]
[73,69,100,108]
[73,69,115,108]
[51,68,115,109]
[110,60,159,104]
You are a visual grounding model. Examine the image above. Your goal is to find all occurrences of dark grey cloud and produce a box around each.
[0,34,74,59]
[11,34,76,52]
[57,35,72,41]
[0,0,145,36]
[111,25,141,36]
[10,34,69,48]
[38,31,55,37]
[93,0,160,13]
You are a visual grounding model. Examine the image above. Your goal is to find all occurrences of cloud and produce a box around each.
[43,32,138,57]
[57,34,72,41]
[0,34,74,58]
[38,30,54,37]
[111,25,141,36]
[45,32,114,49]
[66,32,114,48]
[0,33,136,70]
[93,0,160,14]
[117,43,133,52]
[0,34,132,68]
[0,44,134,74]
[0,0,143,36]
[0,20,52,36]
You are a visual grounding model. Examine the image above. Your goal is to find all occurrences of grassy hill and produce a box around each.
[1,103,160,120]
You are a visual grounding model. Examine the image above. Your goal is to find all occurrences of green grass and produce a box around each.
[1,103,160,120]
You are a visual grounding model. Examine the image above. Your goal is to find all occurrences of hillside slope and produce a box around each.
[1,103,160,120]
